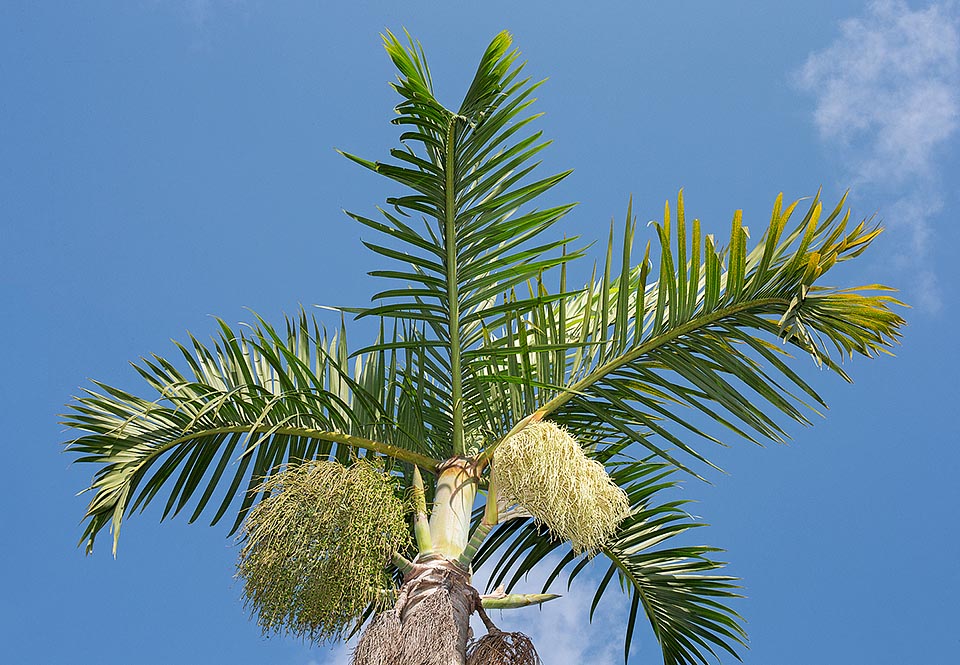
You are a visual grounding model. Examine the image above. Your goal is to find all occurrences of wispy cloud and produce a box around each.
[797,0,960,311]
[180,0,245,31]
[144,0,248,48]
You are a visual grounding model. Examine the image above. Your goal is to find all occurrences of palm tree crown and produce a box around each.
[65,30,903,665]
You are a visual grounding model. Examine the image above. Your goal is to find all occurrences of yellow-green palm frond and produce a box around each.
[473,192,904,475]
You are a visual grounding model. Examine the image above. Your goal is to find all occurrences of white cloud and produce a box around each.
[798,0,959,184]
[797,1,960,311]
[883,190,944,310]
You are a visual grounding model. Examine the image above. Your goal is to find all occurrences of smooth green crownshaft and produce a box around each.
[428,460,477,558]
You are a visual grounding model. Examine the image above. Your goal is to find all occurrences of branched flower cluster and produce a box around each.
[494,421,630,554]
[236,460,410,642]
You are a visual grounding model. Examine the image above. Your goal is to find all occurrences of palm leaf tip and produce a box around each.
[513,191,905,476]
[342,26,576,334]
[492,421,630,554]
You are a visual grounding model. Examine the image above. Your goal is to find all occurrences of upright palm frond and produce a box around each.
[340,30,579,454]
[64,310,441,555]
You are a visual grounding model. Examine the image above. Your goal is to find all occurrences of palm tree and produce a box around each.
[64,30,903,665]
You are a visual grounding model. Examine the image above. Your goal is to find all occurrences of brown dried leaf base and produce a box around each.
[467,631,542,665]
[352,609,401,665]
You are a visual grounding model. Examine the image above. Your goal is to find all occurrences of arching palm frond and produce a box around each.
[475,457,745,665]
[64,310,442,555]
[473,191,904,474]
[467,191,901,663]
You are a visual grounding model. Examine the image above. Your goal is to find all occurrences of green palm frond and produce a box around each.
[475,457,745,665]
[340,30,579,454]
[474,191,904,474]
[64,310,441,555]
[468,188,901,662]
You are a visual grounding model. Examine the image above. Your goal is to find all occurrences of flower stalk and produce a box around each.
[457,470,499,568]
[411,465,433,554]
[480,592,561,610]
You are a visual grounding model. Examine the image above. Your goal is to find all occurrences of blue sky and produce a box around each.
[2,1,958,663]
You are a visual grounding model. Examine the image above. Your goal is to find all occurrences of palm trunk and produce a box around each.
[354,458,480,665]
[397,555,476,665]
